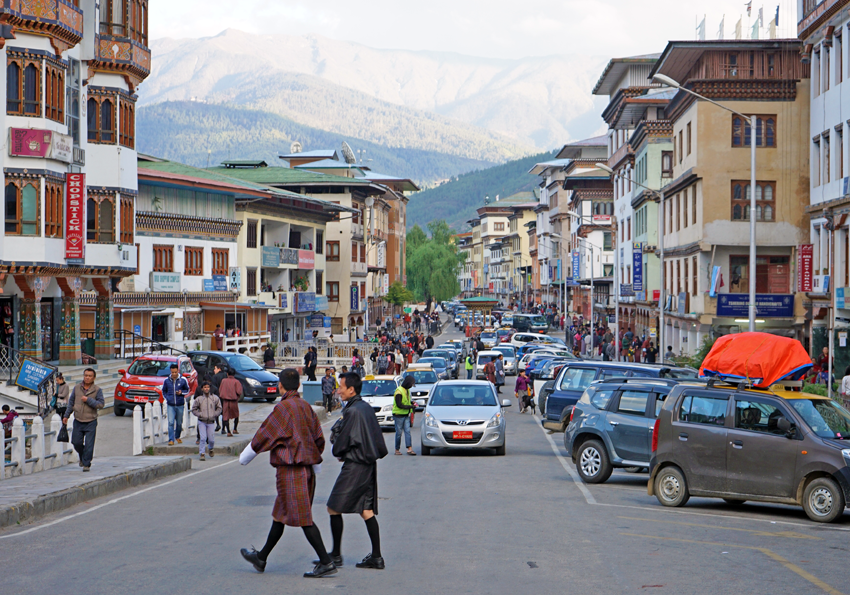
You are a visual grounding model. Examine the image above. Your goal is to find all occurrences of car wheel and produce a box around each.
[803,477,845,523]
[113,404,125,416]
[722,498,747,506]
[654,466,690,507]
[494,444,506,456]
[575,440,613,483]
[421,444,431,456]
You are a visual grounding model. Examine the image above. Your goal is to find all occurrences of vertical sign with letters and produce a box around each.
[65,173,85,261]
[797,244,813,292]
[632,243,643,292]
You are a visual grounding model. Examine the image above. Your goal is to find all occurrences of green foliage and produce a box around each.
[406,220,465,303]
[407,151,555,230]
[137,101,496,186]
[383,281,415,307]
[675,335,718,370]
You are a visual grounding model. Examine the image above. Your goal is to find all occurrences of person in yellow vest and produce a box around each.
[392,376,416,456]
[464,354,474,379]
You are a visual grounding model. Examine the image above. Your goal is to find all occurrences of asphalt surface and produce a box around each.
[3,323,850,594]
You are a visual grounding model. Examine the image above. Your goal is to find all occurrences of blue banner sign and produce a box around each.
[350,285,359,310]
[620,284,634,297]
[632,243,643,291]
[716,294,795,318]
[203,279,214,292]
[262,246,280,268]
[16,359,54,392]
[323,316,332,328]
[572,251,580,281]
[315,295,329,311]
[295,292,316,313]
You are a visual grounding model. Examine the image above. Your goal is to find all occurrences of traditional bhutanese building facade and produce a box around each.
[0,0,149,365]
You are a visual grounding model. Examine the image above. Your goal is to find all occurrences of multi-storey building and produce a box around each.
[529,158,570,306]
[649,39,810,354]
[0,0,150,365]
[558,137,614,320]
[506,203,536,305]
[798,0,850,351]
[454,232,474,297]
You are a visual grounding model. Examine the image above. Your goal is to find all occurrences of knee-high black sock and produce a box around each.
[222,420,230,433]
[364,516,381,558]
[302,524,331,565]
[234,417,239,431]
[330,515,343,557]
[258,521,284,561]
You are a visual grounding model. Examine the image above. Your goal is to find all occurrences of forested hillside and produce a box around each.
[137,101,494,185]
[407,151,555,230]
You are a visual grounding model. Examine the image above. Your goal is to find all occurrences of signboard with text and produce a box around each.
[797,244,813,292]
[298,250,315,269]
[350,285,359,310]
[229,267,241,292]
[150,272,181,292]
[213,275,227,291]
[11,128,72,163]
[572,251,580,281]
[15,359,54,392]
[280,248,299,266]
[295,292,316,313]
[65,173,85,261]
[632,243,643,291]
[262,246,280,268]
[717,294,795,318]
[315,295,329,311]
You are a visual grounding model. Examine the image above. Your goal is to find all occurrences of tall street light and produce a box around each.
[565,212,608,357]
[596,163,663,360]
[653,73,758,333]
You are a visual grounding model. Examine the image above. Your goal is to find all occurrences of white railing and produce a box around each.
[223,333,272,354]
[117,339,202,359]
[1,414,77,479]
[132,399,198,456]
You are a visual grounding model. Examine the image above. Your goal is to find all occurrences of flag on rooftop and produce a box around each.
[735,16,743,39]
[718,15,725,39]
[696,15,706,40]
[751,18,759,39]
[745,1,752,16]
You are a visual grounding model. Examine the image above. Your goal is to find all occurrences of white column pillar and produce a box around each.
[144,402,154,448]
[30,416,45,473]
[132,405,143,456]
[152,401,162,443]
[0,422,5,479]
[10,417,25,476]
[48,413,62,469]
[64,413,77,464]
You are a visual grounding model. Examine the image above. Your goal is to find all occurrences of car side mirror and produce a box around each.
[501,399,512,408]
[118,369,126,376]
[776,417,795,438]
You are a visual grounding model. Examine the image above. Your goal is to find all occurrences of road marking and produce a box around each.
[620,533,844,595]
[531,413,850,532]
[617,515,821,540]
[0,416,340,539]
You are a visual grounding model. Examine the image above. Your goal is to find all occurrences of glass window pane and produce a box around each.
[764,205,773,221]
[680,395,727,426]
[755,184,763,201]
[618,390,649,415]
[735,399,789,435]
[590,389,614,410]
[87,198,97,240]
[5,183,17,233]
[21,183,37,234]
[764,185,773,201]
[558,368,597,391]
[100,200,114,242]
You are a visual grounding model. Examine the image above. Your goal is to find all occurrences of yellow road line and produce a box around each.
[617,516,821,540]
[620,533,843,595]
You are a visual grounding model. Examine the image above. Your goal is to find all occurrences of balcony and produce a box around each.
[607,142,634,171]
[93,32,151,89]
[351,261,367,276]
[1,0,83,52]
[800,0,840,36]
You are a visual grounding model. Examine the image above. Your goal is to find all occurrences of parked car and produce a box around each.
[492,344,517,375]
[650,380,850,523]
[475,350,503,379]
[511,313,549,333]
[566,377,685,483]
[519,348,575,373]
[189,351,280,402]
[542,362,699,433]
[496,328,513,344]
[400,365,439,409]
[420,380,512,455]
[479,330,499,349]
[113,354,198,416]
[417,357,450,380]
[436,344,464,368]
[360,375,401,429]
[511,332,562,349]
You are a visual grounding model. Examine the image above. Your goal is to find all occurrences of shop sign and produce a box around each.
[279,293,289,310]
[797,244,813,292]
[280,248,299,265]
[262,246,280,267]
[620,284,634,297]
[296,292,316,313]
[377,243,386,269]
[203,279,214,291]
[298,250,315,269]
[383,273,389,295]
[837,287,848,310]
[592,214,611,223]
[653,289,661,302]
[213,275,227,291]
[65,173,85,261]
[150,272,181,292]
[716,294,795,318]
[10,128,72,163]
[632,244,643,291]
[323,316,332,328]
[350,285,359,310]
[15,359,54,392]
[229,267,241,291]
[309,313,324,329]
[315,295,329,311]
[572,252,580,281]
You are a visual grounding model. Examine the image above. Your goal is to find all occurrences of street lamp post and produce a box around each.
[653,73,757,332]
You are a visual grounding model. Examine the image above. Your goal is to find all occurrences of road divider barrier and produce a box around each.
[132,400,197,456]
[1,414,78,479]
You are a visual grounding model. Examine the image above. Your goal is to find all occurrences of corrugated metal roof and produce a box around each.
[593,53,662,95]
[205,165,373,186]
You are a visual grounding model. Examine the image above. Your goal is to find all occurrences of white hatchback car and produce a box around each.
[359,376,400,429]
[420,380,511,455]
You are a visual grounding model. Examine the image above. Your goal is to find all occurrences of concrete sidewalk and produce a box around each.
[0,455,190,529]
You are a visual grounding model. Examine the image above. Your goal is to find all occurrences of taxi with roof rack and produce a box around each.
[401,363,439,410]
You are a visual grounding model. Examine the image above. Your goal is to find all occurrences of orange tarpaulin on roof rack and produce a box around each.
[699,332,812,388]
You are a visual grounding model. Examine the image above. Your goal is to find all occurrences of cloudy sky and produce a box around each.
[152,0,799,59]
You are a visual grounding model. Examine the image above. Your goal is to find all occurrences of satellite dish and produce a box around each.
[341,141,356,164]
[290,141,302,154]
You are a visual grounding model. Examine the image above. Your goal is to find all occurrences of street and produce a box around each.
[3,326,850,594]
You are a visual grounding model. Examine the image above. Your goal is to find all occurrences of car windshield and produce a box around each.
[478,354,497,364]
[128,359,174,377]
[789,399,850,439]
[224,354,264,372]
[494,347,514,358]
[361,380,398,396]
[418,358,446,368]
[403,371,438,384]
[481,332,496,340]
[665,368,699,379]
[429,385,497,406]
[558,367,597,391]
[426,351,451,360]
[530,315,547,325]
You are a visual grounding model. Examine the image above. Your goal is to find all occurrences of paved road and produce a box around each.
[3,323,849,594]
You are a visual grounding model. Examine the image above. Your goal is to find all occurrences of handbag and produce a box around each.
[329,417,344,444]
[57,423,69,443]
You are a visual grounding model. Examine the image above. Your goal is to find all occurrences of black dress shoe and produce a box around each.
[240,547,266,573]
[356,554,385,569]
[312,555,343,567]
[304,562,338,578]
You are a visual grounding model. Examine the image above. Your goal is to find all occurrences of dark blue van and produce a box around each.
[542,362,698,432]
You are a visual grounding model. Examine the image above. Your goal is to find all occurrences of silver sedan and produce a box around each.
[420,380,511,456]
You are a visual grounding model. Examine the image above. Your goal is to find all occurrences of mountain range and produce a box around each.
[142,30,609,158]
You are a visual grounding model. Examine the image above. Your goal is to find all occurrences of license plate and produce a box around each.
[133,396,148,403]
[453,431,473,439]
[267,386,277,393]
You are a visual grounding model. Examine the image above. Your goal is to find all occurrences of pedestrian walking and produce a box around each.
[321,368,336,413]
[163,364,190,446]
[392,376,416,456]
[62,368,104,471]
[305,347,318,381]
[465,353,474,379]
[54,373,69,419]
[483,358,496,385]
[645,341,658,363]
[220,368,243,436]
[515,370,532,413]
[264,343,276,369]
[192,380,222,461]
[214,324,225,350]
[494,354,505,394]
[239,368,337,578]
[326,372,389,570]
